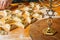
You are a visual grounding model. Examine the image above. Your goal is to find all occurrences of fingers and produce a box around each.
[0,1,1,9]
[0,0,6,9]
[0,1,4,9]
[0,0,11,10]
[6,2,10,8]
[3,1,7,9]
[6,0,12,8]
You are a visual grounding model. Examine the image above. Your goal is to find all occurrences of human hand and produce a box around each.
[0,0,12,9]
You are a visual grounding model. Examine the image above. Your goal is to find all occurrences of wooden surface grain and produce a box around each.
[30,18,60,40]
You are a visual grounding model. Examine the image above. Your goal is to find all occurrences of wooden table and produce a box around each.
[30,18,60,40]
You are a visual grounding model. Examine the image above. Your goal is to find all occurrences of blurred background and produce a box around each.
[12,0,39,3]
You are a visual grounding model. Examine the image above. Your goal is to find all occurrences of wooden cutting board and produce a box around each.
[30,18,60,40]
